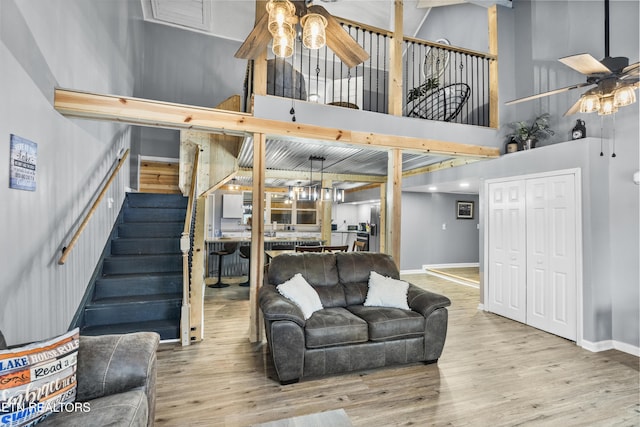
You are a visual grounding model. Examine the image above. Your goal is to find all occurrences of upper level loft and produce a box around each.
[237,1,499,129]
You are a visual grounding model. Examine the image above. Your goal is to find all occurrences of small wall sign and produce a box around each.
[9,134,37,191]
[456,200,474,219]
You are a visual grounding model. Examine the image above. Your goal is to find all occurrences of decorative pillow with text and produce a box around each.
[0,328,79,427]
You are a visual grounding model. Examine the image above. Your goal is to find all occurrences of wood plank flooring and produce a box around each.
[154,274,639,427]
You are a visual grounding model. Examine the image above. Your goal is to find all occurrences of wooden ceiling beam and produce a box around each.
[54,88,500,159]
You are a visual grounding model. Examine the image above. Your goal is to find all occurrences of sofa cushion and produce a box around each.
[305,308,369,349]
[38,388,148,427]
[336,252,400,305]
[0,328,79,426]
[364,271,410,310]
[277,273,324,320]
[347,306,425,342]
[268,253,346,307]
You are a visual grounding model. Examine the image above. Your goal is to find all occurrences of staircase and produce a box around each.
[77,192,188,340]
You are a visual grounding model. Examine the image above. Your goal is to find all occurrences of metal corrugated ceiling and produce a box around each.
[235,136,451,189]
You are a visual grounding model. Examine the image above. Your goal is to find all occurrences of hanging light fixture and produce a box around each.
[266,0,296,36]
[271,23,295,58]
[266,0,329,59]
[229,178,240,191]
[334,188,345,203]
[300,13,327,50]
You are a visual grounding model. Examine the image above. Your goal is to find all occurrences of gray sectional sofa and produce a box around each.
[259,252,451,384]
[0,330,159,426]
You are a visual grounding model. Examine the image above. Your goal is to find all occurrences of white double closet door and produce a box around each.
[487,170,580,341]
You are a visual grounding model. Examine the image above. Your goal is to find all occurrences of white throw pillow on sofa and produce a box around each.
[364,271,410,310]
[277,273,324,319]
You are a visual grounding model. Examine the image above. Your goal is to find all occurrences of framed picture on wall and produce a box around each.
[456,201,474,219]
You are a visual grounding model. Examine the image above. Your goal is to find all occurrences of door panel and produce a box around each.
[488,181,526,323]
[526,175,576,340]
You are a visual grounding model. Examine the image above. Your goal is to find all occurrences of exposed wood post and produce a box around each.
[388,1,404,116]
[249,133,266,342]
[488,4,499,129]
[253,1,268,98]
[321,179,333,244]
[386,149,402,267]
[379,183,387,253]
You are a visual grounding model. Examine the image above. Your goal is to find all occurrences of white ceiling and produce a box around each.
[140,0,458,42]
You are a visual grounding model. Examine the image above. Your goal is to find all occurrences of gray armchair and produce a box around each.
[0,330,159,427]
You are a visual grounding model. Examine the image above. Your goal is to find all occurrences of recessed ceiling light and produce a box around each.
[459,182,470,188]
[428,186,437,191]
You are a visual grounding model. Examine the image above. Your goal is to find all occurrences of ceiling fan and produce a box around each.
[505,0,639,116]
[234,0,369,69]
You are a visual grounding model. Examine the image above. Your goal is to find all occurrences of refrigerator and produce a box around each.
[369,205,380,252]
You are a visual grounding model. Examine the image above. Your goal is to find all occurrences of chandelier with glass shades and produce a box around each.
[288,156,344,203]
[267,0,327,58]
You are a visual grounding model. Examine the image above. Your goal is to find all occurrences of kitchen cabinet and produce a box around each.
[222,194,243,218]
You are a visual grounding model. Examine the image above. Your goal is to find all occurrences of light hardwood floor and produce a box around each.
[154,274,639,426]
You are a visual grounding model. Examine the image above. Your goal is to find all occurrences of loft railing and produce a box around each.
[403,37,494,126]
[243,17,495,128]
[58,149,129,265]
[180,148,199,346]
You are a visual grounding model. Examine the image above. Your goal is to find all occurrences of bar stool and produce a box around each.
[238,245,251,287]
[208,242,239,288]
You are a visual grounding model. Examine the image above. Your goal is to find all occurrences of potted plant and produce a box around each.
[507,113,555,150]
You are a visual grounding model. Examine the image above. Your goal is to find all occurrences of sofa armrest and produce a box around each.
[76,332,159,403]
[407,284,451,318]
[259,285,306,327]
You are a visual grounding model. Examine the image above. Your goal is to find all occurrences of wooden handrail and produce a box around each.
[402,35,497,60]
[58,149,130,265]
[182,149,200,236]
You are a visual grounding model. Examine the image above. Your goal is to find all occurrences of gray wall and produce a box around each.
[128,20,249,165]
[0,0,143,344]
[401,192,479,270]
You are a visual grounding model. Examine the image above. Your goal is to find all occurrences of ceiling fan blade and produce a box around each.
[563,97,583,117]
[234,12,272,60]
[308,5,370,69]
[559,53,611,75]
[620,61,640,80]
[505,82,593,106]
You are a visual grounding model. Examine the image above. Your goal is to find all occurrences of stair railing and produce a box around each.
[58,149,130,265]
[180,148,199,346]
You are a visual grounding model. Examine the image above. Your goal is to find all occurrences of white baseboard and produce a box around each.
[400,269,427,275]
[425,270,479,289]
[477,303,485,311]
[581,339,640,357]
[422,262,480,270]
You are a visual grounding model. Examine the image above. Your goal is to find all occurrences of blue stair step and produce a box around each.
[80,320,180,341]
[83,294,182,326]
[117,222,183,238]
[111,237,181,255]
[94,273,182,299]
[124,207,186,223]
[102,254,182,275]
[127,193,188,209]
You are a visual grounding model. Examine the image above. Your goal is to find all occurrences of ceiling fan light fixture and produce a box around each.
[598,94,618,115]
[301,13,327,50]
[613,85,636,108]
[272,24,295,58]
[266,0,296,36]
[579,93,601,114]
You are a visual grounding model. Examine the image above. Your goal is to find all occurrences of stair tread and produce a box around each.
[97,272,182,280]
[88,293,182,305]
[80,320,179,338]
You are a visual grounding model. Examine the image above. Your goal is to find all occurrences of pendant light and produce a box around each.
[300,13,327,50]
